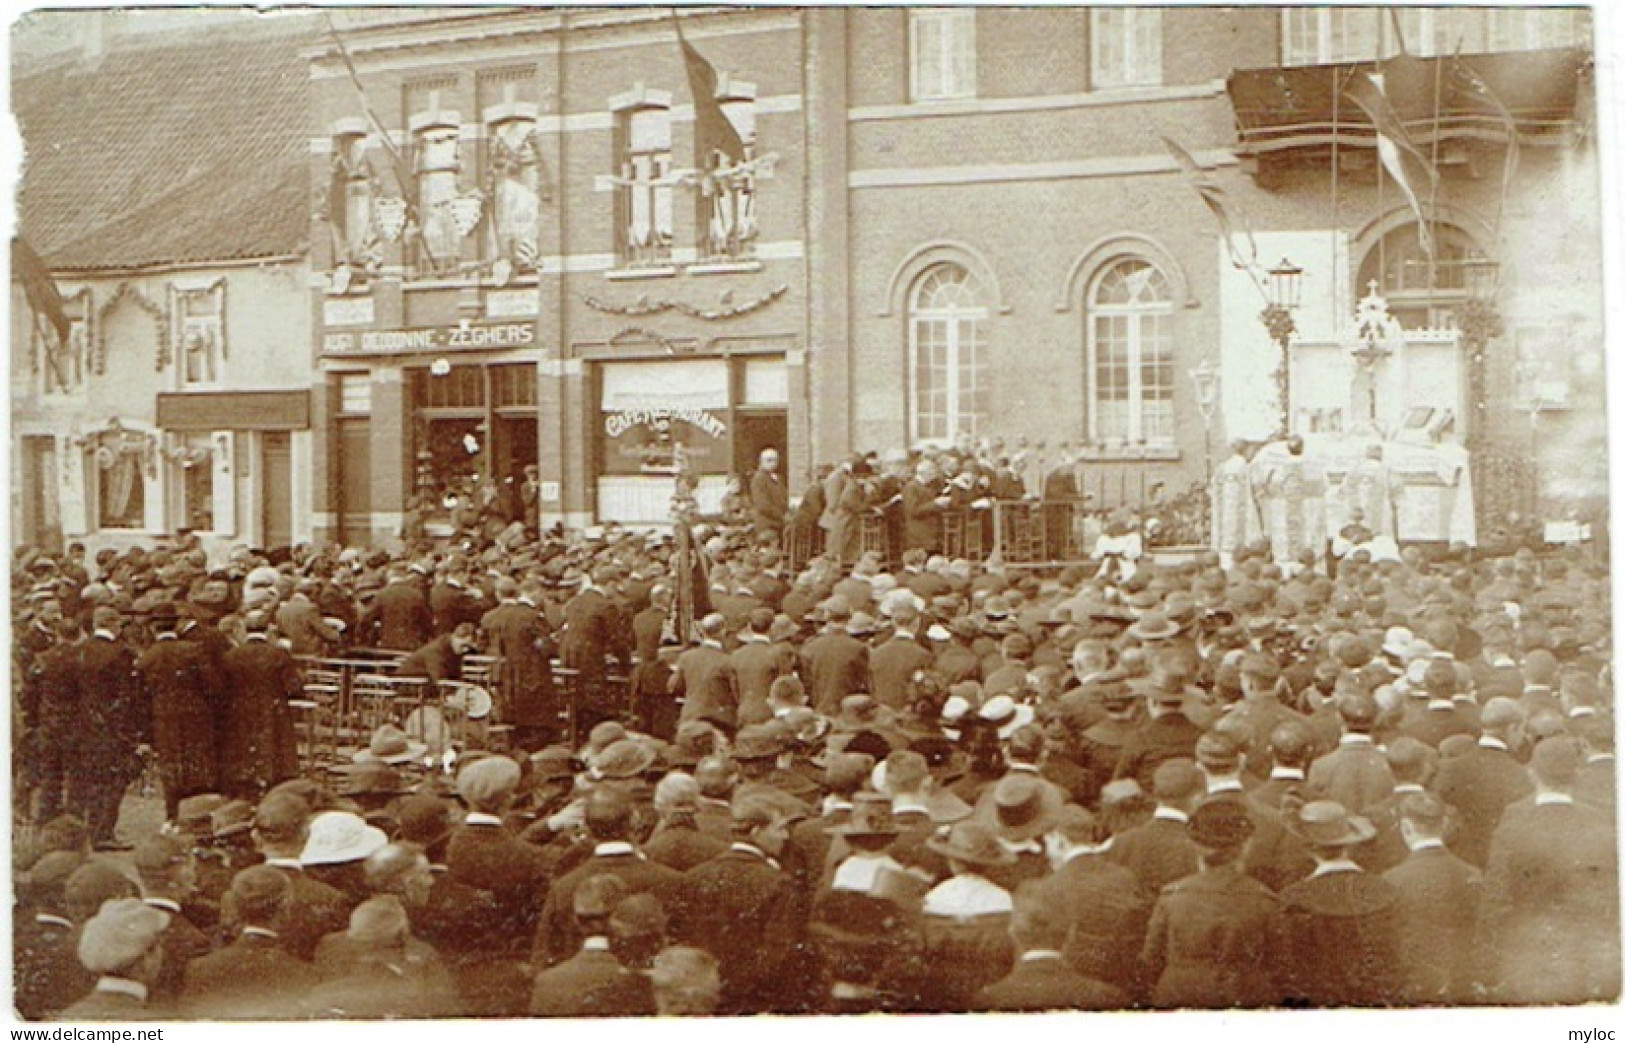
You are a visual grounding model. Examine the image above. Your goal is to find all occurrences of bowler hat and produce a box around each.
[1295,800,1376,847]
[833,792,901,840]
[1188,800,1255,849]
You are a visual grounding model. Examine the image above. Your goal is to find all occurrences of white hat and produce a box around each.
[1381,626,1414,659]
[301,811,389,866]
[926,623,952,643]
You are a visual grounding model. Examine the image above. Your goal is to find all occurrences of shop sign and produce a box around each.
[601,407,730,475]
[485,288,540,319]
[322,321,536,356]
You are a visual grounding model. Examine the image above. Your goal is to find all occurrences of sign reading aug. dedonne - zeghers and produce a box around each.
[322,322,536,356]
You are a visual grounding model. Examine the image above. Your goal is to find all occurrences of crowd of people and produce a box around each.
[10,444,1621,1019]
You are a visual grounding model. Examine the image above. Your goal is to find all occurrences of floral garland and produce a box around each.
[1457,297,1507,530]
[1260,304,1297,438]
[580,284,788,321]
[95,282,169,375]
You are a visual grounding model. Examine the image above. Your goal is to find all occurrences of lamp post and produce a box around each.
[1260,257,1302,439]
[1189,357,1220,541]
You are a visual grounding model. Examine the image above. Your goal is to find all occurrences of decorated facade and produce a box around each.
[11,18,317,558]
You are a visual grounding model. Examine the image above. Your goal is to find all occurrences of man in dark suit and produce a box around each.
[1277,800,1402,1007]
[1034,804,1151,1002]
[360,566,433,651]
[244,793,350,963]
[1479,736,1620,1004]
[670,613,740,733]
[799,604,871,714]
[430,560,488,637]
[1306,692,1395,815]
[395,622,477,686]
[217,613,302,800]
[559,567,634,736]
[1141,801,1285,1009]
[901,460,948,554]
[131,836,211,1005]
[1114,682,1204,802]
[1107,758,1203,897]
[20,618,82,825]
[181,866,318,1018]
[57,898,172,1021]
[730,608,795,726]
[535,787,684,967]
[749,448,790,541]
[1432,696,1533,868]
[679,793,803,1014]
[530,875,656,1016]
[444,757,554,957]
[275,580,342,656]
[481,577,558,752]
[977,880,1129,1012]
[1397,660,1482,749]
[868,603,934,711]
[137,605,222,824]
[1383,792,1483,1005]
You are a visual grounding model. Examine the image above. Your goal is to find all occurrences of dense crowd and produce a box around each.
[10,447,1621,1019]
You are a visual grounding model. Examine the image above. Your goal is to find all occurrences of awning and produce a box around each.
[157,390,310,431]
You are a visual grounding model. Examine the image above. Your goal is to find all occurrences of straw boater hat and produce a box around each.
[831,792,901,840]
[978,773,1063,842]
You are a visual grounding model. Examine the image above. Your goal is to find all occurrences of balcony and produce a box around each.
[1225,47,1590,160]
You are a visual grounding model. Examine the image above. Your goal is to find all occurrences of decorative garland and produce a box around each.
[1457,297,1507,530]
[95,282,169,375]
[1261,303,1296,438]
[580,283,788,321]
[611,327,692,356]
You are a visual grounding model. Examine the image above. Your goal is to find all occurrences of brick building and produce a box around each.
[11,15,318,559]
[305,6,1602,545]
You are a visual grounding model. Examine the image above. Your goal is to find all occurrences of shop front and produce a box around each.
[593,353,788,525]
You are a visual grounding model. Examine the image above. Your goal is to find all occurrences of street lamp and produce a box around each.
[1260,257,1302,437]
[1189,357,1220,538]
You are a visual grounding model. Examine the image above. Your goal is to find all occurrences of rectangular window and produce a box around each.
[1282,8,1382,66]
[338,373,372,415]
[1487,9,1586,52]
[910,8,976,102]
[1092,8,1162,89]
[175,433,216,533]
[615,104,674,265]
[1391,9,1487,57]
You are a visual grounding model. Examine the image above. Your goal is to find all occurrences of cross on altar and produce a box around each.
[1346,280,1404,434]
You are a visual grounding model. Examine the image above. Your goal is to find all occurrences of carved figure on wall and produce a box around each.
[328,125,383,282]
[487,117,542,272]
[416,122,467,273]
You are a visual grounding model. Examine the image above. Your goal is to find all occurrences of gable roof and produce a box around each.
[13,25,313,271]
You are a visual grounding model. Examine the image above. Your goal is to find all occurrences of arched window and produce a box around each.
[1355,222,1486,328]
[1087,258,1174,445]
[909,263,987,445]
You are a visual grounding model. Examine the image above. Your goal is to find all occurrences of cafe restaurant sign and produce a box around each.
[602,407,729,475]
[322,320,535,356]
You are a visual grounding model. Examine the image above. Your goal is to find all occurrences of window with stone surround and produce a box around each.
[613,95,675,266]
[1281,8,1382,66]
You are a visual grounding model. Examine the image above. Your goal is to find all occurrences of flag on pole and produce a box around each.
[673,14,745,167]
[12,237,70,348]
[1450,54,1520,235]
[1343,70,1440,257]
[1160,135,1259,273]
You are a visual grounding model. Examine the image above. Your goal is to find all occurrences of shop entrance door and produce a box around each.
[494,415,538,485]
[261,432,293,548]
[733,411,788,480]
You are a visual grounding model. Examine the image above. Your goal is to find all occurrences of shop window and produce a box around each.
[1091,8,1162,89]
[909,263,987,446]
[491,362,537,408]
[1281,8,1381,66]
[613,97,675,265]
[1087,259,1174,446]
[171,433,215,532]
[910,9,976,102]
